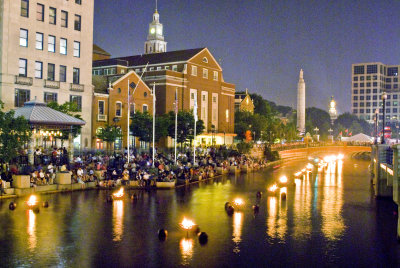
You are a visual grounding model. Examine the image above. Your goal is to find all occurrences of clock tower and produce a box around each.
[144,6,167,54]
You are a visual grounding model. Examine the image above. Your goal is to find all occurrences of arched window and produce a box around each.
[202,57,208,63]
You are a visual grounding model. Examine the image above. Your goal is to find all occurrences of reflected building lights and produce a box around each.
[27,209,37,250]
[266,196,287,240]
[113,200,124,242]
[233,212,243,253]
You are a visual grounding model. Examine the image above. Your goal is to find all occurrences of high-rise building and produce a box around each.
[297,69,305,134]
[351,63,400,125]
[0,0,94,150]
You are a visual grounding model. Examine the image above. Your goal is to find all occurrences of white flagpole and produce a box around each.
[193,94,197,166]
[127,78,130,163]
[174,87,178,164]
[152,82,156,168]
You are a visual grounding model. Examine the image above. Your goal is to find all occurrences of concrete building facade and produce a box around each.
[0,0,94,150]
[351,62,400,126]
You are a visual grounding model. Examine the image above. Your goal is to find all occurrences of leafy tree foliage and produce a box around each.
[47,101,83,139]
[130,111,152,142]
[334,112,373,136]
[0,102,31,163]
[96,124,122,151]
[167,110,204,146]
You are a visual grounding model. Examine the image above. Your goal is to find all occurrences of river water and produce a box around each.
[0,157,399,267]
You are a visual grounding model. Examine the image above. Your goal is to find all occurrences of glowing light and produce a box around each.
[279,176,288,184]
[306,163,313,170]
[268,184,278,192]
[27,209,37,250]
[180,238,194,264]
[181,218,195,230]
[27,195,38,207]
[301,169,306,173]
[112,200,124,241]
[294,172,302,177]
[233,198,244,206]
[113,188,124,198]
[337,154,344,160]
[280,187,287,195]
[233,212,243,253]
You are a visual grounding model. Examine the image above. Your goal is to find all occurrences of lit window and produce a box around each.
[191,65,197,76]
[35,61,43,79]
[19,58,27,77]
[115,102,122,117]
[172,65,177,71]
[21,0,29,17]
[73,41,80,57]
[203,68,208,79]
[60,38,67,55]
[49,7,56,25]
[35,32,43,50]
[48,35,55,52]
[20,29,28,47]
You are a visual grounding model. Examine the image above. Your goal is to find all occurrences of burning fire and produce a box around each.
[268,184,278,192]
[180,217,195,230]
[27,195,38,207]
[279,176,288,184]
[233,198,244,206]
[113,188,124,198]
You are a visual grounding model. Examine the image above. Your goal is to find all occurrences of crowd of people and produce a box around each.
[0,146,267,191]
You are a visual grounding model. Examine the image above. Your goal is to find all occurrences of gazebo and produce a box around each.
[14,99,85,164]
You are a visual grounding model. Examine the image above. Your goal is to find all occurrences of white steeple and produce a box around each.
[144,1,167,54]
[297,69,306,135]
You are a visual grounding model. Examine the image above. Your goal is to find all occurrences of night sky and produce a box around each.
[94,0,400,114]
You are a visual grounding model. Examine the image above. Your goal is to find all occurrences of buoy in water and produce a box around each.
[33,207,40,213]
[281,192,287,200]
[158,229,168,241]
[252,204,259,213]
[226,205,234,216]
[9,202,16,210]
[42,201,49,208]
[198,232,208,245]
[256,191,262,199]
[224,202,231,210]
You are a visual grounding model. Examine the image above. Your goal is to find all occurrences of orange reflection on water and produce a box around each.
[112,200,124,241]
[293,174,312,239]
[180,238,194,265]
[266,196,287,240]
[27,209,37,250]
[232,212,243,253]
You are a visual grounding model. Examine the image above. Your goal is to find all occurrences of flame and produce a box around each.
[279,176,288,184]
[268,184,278,192]
[27,195,38,207]
[294,171,302,177]
[306,163,313,170]
[181,217,195,230]
[113,188,124,198]
[337,154,344,160]
[233,198,244,206]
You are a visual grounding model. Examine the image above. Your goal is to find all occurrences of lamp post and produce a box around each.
[313,127,319,142]
[374,108,379,144]
[381,92,387,144]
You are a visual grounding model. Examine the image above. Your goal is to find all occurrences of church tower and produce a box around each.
[144,2,167,54]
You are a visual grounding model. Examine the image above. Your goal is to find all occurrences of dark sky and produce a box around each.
[94,0,400,114]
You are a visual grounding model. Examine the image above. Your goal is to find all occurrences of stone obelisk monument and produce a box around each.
[297,69,306,135]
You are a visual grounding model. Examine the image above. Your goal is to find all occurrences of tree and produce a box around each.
[130,111,152,142]
[334,113,372,136]
[96,124,122,152]
[167,110,204,148]
[0,102,31,163]
[47,101,83,141]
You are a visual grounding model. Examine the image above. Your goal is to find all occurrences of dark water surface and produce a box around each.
[0,158,399,267]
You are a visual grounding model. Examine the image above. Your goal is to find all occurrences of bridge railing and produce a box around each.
[272,142,372,152]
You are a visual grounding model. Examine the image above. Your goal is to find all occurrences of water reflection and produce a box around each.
[266,195,287,240]
[293,171,312,239]
[180,238,194,265]
[112,200,124,242]
[321,160,345,241]
[233,212,243,253]
[27,209,37,250]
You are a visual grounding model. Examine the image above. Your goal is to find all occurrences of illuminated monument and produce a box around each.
[297,69,306,135]
[329,96,338,125]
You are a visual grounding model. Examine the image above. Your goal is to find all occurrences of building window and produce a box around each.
[59,65,66,82]
[354,65,364,75]
[360,83,364,87]
[70,95,82,111]
[157,66,161,70]
[20,29,28,47]
[15,89,30,107]
[191,65,197,76]
[366,96,371,100]
[353,83,358,88]
[373,102,377,107]
[35,32,43,50]
[394,95,398,99]
[165,66,170,70]
[143,104,148,113]
[44,92,57,104]
[353,90,358,94]
[49,7,56,25]
[388,67,399,77]
[373,88,377,93]
[172,65,177,71]
[60,38,67,55]
[61,10,68,27]
[19,59,27,77]
[366,109,371,114]
[353,103,358,107]
[35,61,43,79]
[75,0,82,4]
[353,109,357,114]
[353,77,358,81]
[366,82,371,87]
[202,57,208,63]
[115,102,122,117]
[36,3,44,21]
[360,76,364,81]
[213,71,218,81]
[130,104,135,116]
[366,89,371,94]
[203,68,208,79]
[360,89,364,94]
[366,102,371,107]
[47,63,55,81]
[98,100,105,115]
[226,109,229,123]
[353,96,358,100]
[360,96,364,100]
[73,68,80,84]
[360,103,364,107]
[74,15,81,31]
[48,35,55,52]
[21,0,29,17]
[73,41,80,57]
[213,96,217,103]
[367,65,377,74]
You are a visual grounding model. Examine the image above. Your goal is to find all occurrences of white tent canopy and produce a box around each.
[342,133,372,142]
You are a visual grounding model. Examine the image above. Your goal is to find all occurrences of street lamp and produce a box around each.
[381,92,387,144]
[374,109,379,145]
[313,127,319,142]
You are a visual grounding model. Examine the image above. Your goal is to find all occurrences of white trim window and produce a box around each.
[98,100,105,115]
[213,71,218,81]
[115,102,122,117]
[203,68,208,79]
[143,104,148,113]
[73,41,80,57]
[35,32,43,50]
[20,29,28,47]
[191,65,197,76]
[35,61,43,79]
[60,38,67,55]
[48,35,55,52]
